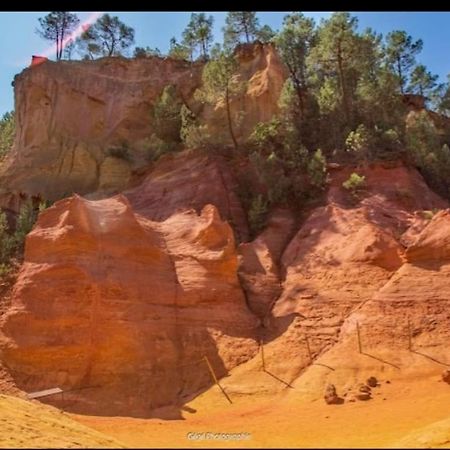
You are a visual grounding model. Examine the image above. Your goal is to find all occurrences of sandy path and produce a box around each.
[72,375,450,448]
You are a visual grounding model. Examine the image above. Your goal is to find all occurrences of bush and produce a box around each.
[345,124,372,163]
[134,46,162,58]
[406,111,450,199]
[13,200,40,253]
[0,211,14,264]
[153,85,183,143]
[0,111,14,160]
[342,172,366,193]
[0,199,48,276]
[248,118,283,151]
[307,149,327,189]
[180,104,212,149]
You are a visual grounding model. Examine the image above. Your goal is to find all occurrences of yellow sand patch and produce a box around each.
[0,394,125,448]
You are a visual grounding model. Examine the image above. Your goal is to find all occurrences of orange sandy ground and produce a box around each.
[71,373,450,448]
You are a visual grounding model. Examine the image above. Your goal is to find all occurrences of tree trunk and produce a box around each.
[294,79,305,118]
[225,85,238,150]
[337,41,350,123]
[60,27,65,60]
[243,21,250,43]
[397,57,404,94]
[202,39,207,59]
[56,28,60,61]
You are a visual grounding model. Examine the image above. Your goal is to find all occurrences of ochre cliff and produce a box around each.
[0,43,287,208]
[235,161,448,384]
[0,194,259,416]
[0,43,449,420]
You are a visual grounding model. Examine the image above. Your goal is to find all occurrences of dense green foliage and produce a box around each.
[0,200,49,277]
[342,173,366,199]
[0,112,14,160]
[182,13,214,61]
[405,111,450,199]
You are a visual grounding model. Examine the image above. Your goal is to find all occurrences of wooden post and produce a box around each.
[203,356,232,405]
[260,339,266,371]
[356,321,362,353]
[407,317,413,351]
[305,334,313,363]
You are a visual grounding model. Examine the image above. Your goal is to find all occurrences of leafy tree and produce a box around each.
[168,37,191,60]
[36,12,80,61]
[438,76,450,116]
[78,14,135,58]
[309,13,360,125]
[406,111,450,198]
[134,46,162,58]
[256,25,276,43]
[345,124,372,162]
[199,50,244,149]
[0,111,15,160]
[63,38,75,60]
[275,13,316,117]
[223,12,260,50]
[182,13,214,61]
[408,64,438,97]
[248,118,326,205]
[385,30,423,94]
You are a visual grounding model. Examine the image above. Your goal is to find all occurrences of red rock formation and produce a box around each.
[0,195,259,416]
[0,43,287,204]
[238,208,297,319]
[199,42,288,145]
[124,150,250,242]
[255,162,448,380]
[0,57,204,201]
[335,207,450,357]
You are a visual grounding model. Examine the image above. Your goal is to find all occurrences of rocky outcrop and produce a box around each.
[0,195,259,416]
[249,162,448,381]
[199,42,288,145]
[124,150,250,242]
[324,384,342,404]
[237,208,296,319]
[0,57,203,202]
[0,43,287,208]
[336,207,450,353]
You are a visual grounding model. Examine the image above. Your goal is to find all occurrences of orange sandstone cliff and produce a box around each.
[0,44,449,420]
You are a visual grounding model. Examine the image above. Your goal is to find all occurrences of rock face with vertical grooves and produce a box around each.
[0,195,259,417]
[254,162,448,381]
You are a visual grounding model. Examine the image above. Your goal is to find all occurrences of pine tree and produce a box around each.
[77,14,134,58]
[385,30,423,94]
[182,13,214,61]
[36,12,80,61]
[223,12,260,50]
[275,13,315,117]
[409,64,438,97]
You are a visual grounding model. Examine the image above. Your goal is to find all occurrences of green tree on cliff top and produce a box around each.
[36,12,80,61]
